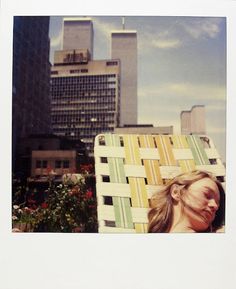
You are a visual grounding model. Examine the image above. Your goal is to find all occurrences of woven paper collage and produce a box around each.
[94,134,226,233]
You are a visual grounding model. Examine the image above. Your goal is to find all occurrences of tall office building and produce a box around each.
[12,16,51,171]
[50,49,120,156]
[181,105,206,135]
[111,29,137,126]
[63,18,94,59]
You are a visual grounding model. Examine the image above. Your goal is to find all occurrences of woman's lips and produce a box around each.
[203,210,215,221]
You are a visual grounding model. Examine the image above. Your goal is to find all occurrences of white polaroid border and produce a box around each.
[0,1,236,289]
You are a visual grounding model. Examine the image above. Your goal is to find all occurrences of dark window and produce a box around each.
[42,160,48,168]
[63,160,69,168]
[36,160,41,168]
[216,176,225,182]
[209,159,217,165]
[104,196,113,205]
[106,61,118,66]
[104,220,116,227]
[102,175,110,182]
[55,160,61,168]
[100,157,108,163]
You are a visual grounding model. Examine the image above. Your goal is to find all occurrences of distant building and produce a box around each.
[63,17,94,59]
[31,150,77,182]
[12,16,51,171]
[111,30,137,126]
[50,49,120,156]
[114,124,173,135]
[16,134,86,179]
[181,105,206,135]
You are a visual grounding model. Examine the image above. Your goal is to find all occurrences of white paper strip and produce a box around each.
[139,148,160,160]
[94,145,125,158]
[97,183,131,198]
[159,166,182,178]
[195,164,226,176]
[124,164,146,177]
[98,205,149,223]
[95,163,110,175]
[172,148,193,160]
[205,148,220,159]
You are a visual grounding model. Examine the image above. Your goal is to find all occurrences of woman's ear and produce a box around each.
[170,184,181,201]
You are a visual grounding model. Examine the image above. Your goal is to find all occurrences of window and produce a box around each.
[100,157,108,163]
[63,160,69,168]
[36,160,48,168]
[106,61,118,66]
[102,175,110,182]
[209,159,217,165]
[216,176,225,182]
[36,160,41,168]
[42,160,48,168]
[55,160,62,168]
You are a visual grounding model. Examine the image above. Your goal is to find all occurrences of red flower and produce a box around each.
[41,202,48,209]
[70,167,77,173]
[85,190,93,199]
[68,186,80,196]
[80,164,93,174]
[46,166,52,174]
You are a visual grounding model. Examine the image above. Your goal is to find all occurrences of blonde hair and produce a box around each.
[148,170,225,233]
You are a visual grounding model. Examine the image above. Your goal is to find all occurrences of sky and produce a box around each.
[49,16,226,162]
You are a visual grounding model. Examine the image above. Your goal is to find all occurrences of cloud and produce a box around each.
[151,38,182,49]
[139,82,226,102]
[139,30,182,53]
[93,18,119,40]
[138,17,223,54]
[180,18,223,39]
[50,30,62,49]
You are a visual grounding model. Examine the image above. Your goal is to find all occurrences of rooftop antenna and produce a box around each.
[122,16,125,30]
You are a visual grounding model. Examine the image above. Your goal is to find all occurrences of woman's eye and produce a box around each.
[204,192,211,199]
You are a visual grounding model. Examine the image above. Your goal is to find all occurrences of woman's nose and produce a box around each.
[208,199,219,211]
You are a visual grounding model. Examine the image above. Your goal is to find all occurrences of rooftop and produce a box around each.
[111,30,137,34]
[63,17,92,22]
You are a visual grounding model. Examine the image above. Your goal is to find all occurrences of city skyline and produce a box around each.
[50,16,226,162]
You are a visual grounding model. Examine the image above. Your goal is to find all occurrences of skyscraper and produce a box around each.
[12,16,51,171]
[63,17,94,59]
[111,29,137,126]
[181,105,206,135]
[50,49,120,156]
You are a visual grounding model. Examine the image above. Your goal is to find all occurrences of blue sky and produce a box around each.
[49,16,226,162]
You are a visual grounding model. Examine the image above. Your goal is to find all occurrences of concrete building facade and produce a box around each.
[63,18,94,59]
[114,124,173,135]
[111,30,137,126]
[31,150,77,179]
[181,105,206,135]
[16,134,87,180]
[12,16,51,172]
[50,49,120,156]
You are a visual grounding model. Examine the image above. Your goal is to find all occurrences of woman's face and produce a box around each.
[181,177,220,231]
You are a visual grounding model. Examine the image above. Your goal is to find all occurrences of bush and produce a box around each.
[12,175,98,233]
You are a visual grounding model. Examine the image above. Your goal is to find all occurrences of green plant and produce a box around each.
[12,204,37,231]
[33,176,97,232]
